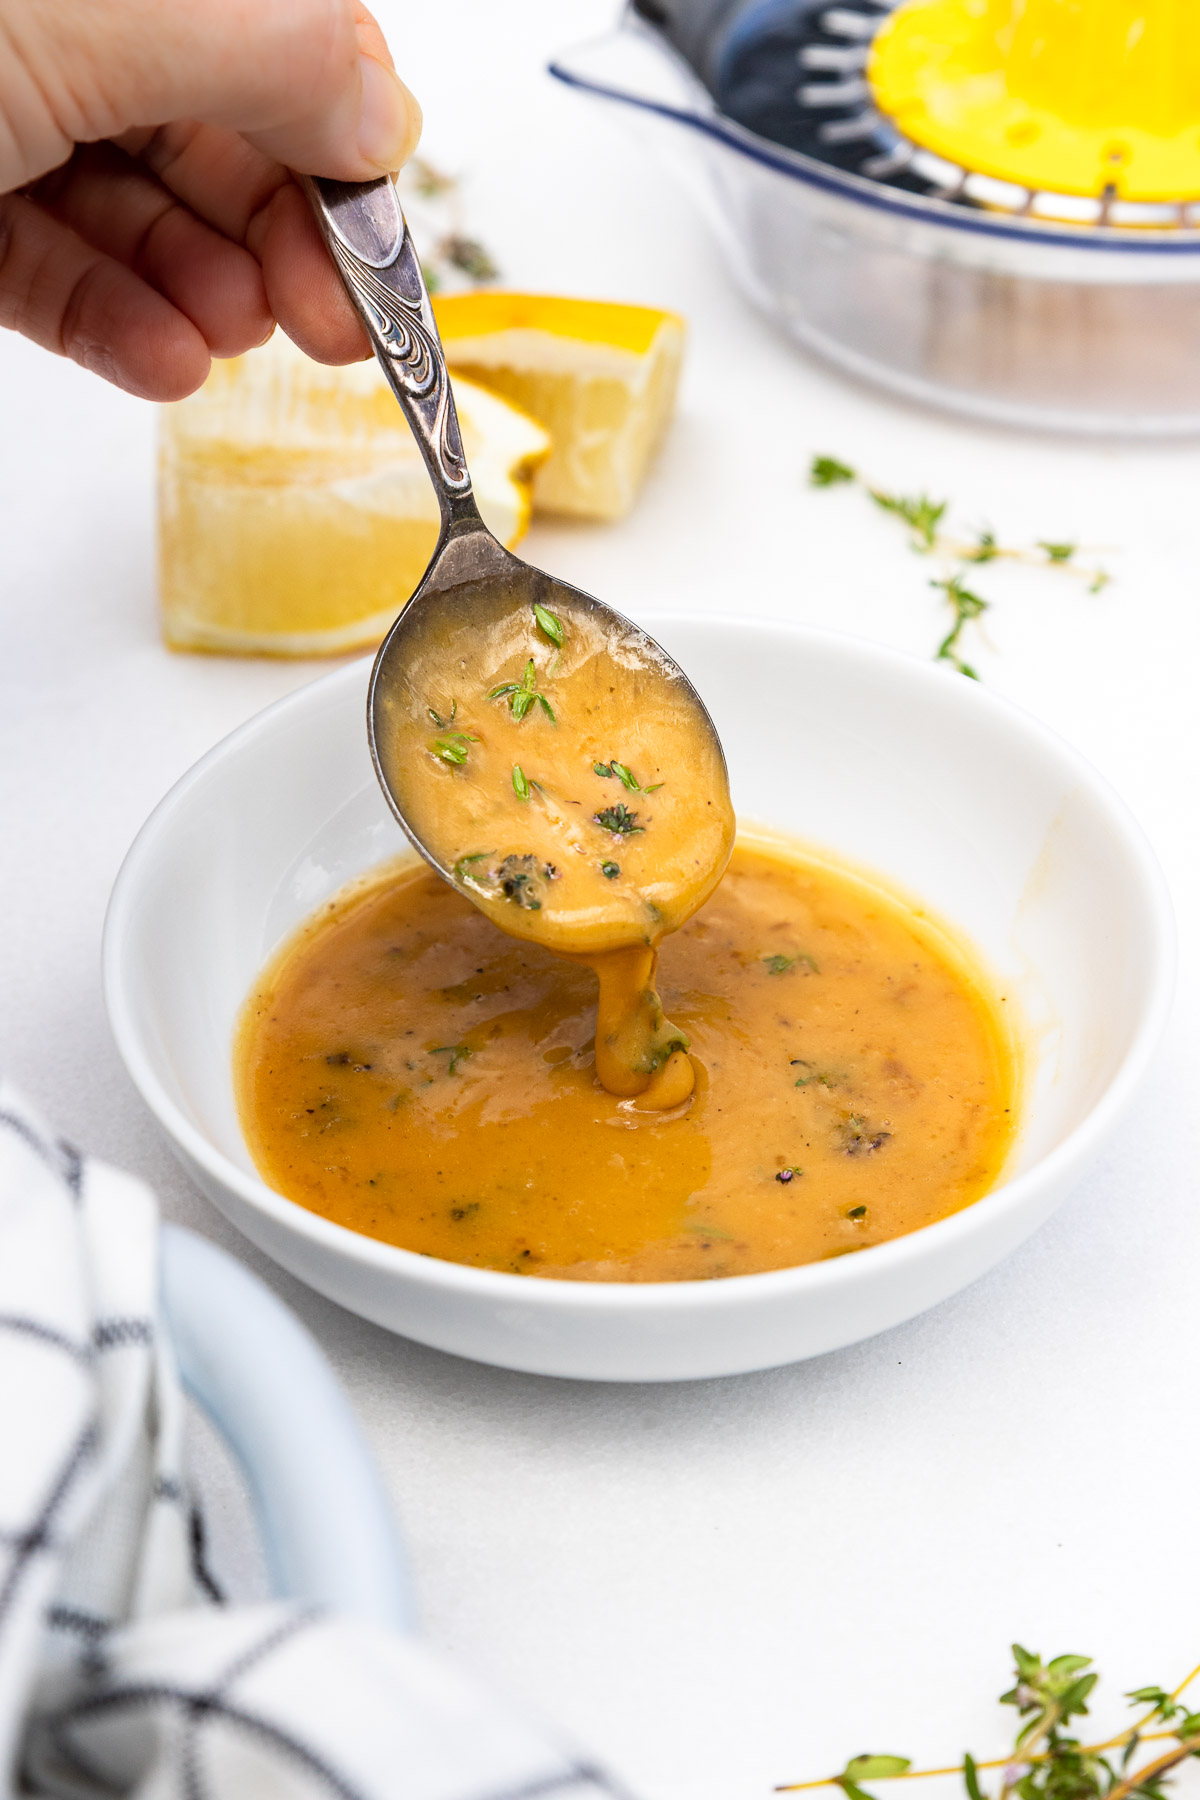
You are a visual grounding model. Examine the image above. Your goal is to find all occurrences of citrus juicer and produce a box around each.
[868,0,1200,216]
[550,0,1200,432]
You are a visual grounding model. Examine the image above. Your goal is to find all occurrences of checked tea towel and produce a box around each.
[0,1085,626,1800]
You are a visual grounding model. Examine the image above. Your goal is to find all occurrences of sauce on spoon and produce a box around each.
[376,591,735,1109]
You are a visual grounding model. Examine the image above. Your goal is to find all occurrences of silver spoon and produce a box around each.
[302,173,726,882]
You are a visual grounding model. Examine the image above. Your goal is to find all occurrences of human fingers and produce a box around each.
[2,0,421,194]
[252,179,370,364]
[29,142,273,359]
[119,121,368,363]
[0,190,209,399]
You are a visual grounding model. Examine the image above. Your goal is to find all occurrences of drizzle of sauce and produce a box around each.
[372,591,735,1108]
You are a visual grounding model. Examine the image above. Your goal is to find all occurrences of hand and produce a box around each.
[0,0,421,399]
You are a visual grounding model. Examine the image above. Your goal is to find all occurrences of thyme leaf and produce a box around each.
[1039,540,1076,562]
[764,952,819,975]
[512,764,531,801]
[869,486,948,550]
[809,455,856,487]
[431,731,479,766]
[593,762,612,778]
[601,861,620,879]
[428,700,457,727]
[453,851,492,887]
[610,760,640,792]
[534,603,565,647]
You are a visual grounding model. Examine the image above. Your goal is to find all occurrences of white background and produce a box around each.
[3,5,1200,1798]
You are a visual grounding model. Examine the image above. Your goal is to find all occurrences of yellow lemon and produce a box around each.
[158,331,550,657]
[432,292,686,522]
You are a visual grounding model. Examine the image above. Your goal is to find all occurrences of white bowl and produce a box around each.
[103,619,1174,1382]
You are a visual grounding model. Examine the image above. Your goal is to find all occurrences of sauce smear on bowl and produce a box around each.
[236,838,1017,1281]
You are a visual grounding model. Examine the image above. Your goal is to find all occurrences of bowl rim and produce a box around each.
[103,615,1176,1316]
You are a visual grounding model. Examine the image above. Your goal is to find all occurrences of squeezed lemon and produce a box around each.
[157,332,550,657]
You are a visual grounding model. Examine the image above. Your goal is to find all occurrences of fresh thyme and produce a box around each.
[453,852,491,887]
[776,1645,1200,1800]
[534,603,565,648]
[594,760,664,794]
[870,488,947,550]
[764,952,819,976]
[810,455,855,488]
[594,803,644,836]
[792,1061,836,1088]
[431,1043,472,1075]
[431,730,478,766]
[428,701,457,727]
[775,1166,803,1183]
[512,764,531,801]
[601,861,620,879]
[932,573,989,679]
[396,157,500,294]
[489,658,555,723]
[808,454,1112,678]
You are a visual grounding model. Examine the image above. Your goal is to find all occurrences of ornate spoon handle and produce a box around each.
[301,174,480,531]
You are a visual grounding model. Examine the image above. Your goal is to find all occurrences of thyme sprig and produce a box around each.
[932,573,989,679]
[489,658,555,723]
[594,803,644,837]
[808,454,1112,679]
[777,1646,1200,1800]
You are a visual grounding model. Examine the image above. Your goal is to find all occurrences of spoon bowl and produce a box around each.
[304,174,727,893]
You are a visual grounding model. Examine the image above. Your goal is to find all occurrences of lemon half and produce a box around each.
[433,293,686,522]
[158,332,550,657]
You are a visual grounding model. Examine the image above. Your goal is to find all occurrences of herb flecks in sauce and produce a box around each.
[594,803,644,837]
[430,731,478,766]
[764,952,818,976]
[533,603,565,648]
[489,658,555,724]
[376,587,732,1107]
[237,842,1016,1281]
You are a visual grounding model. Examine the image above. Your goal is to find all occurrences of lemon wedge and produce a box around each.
[158,331,550,657]
[432,293,686,522]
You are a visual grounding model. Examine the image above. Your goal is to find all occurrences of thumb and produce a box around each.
[1,0,421,192]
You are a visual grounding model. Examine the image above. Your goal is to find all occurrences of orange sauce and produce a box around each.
[372,589,735,1107]
[236,838,1017,1281]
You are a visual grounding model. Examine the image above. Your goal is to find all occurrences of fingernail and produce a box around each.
[357,55,422,172]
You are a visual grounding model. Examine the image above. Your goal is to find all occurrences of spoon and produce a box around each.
[302,173,727,884]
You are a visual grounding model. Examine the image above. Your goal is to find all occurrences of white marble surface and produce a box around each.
[4,5,1200,1798]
